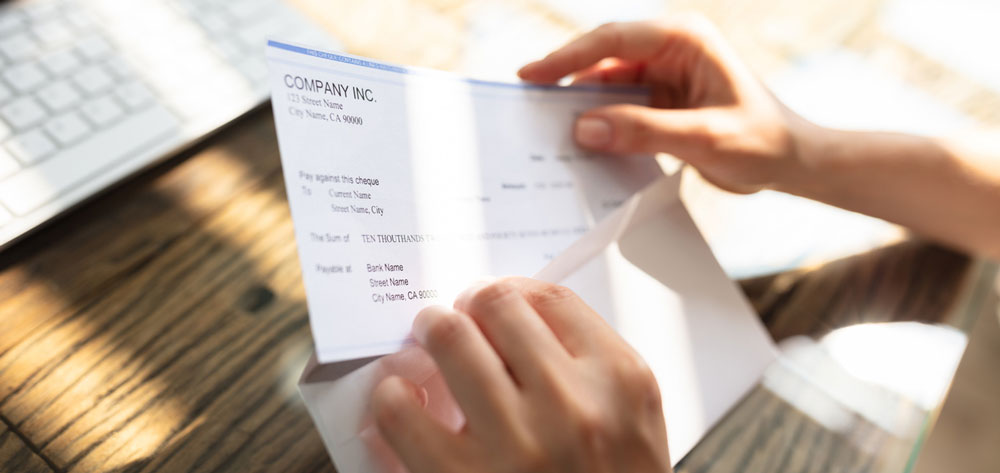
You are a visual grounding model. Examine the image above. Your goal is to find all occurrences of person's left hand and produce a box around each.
[371,277,672,473]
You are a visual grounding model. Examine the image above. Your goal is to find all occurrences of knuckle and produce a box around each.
[686,120,721,151]
[626,114,658,152]
[547,381,615,446]
[514,450,548,473]
[525,283,577,308]
[534,359,574,400]
[556,399,616,462]
[498,429,548,473]
[596,21,624,47]
[468,281,520,310]
[574,407,612,445]
[613,350,659,399]
[595,21,620,35]
[641,369,664,407]
[494,275,530,287]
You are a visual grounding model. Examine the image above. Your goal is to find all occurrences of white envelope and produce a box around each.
[299,173,778,471]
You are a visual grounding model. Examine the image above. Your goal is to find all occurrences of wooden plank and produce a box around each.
[676,386,914,473]
[0,424,54,473]
[0,113,334,472]
[740,239,972,342]
[915,264,1000,472]
[675,241,977,473]
[0,108,977,473]
[0,112,283,365]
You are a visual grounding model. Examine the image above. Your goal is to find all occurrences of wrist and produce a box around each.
[770,113,844,201]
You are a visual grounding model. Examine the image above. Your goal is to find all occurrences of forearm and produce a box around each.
[778,122,1000,259]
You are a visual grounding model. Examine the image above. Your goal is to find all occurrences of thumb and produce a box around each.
[372,376,455,473]
[574,104,716,158]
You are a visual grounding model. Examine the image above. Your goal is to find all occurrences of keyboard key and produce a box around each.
[65,9,94,31]
[0,32,41,62]
[80,96,125,127]
[2,63,48,93]
[32,17,75,46]
[44,112,90,146]
[237,16,286,50]
[39,48,82,76]
[5,128,56,165]
[104,56,133,79]
[72,65,114,95]
[195,11,231,36]
[120,24,203,60]
[236,56,267,83]
[296,28,344,51]
[0,148,19,180]
[38,80,83,111]
[23,2,60,21]
[0,81,11,105]
[210,38,244,63]
[142,56,220,93]
[93,1,178,37]
[0,11,24,35]
[114,82,155,109]
[224,0,273,23]
[172,0,211,17]
[76,35,113,61]
[0,97,47,130]
[0,105,179,215]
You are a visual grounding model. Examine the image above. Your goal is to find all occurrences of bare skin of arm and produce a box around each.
[785,128,1000,259]
[518,17,1000,260]
[369,16,1000,473]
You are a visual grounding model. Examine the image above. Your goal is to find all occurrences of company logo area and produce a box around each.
[283,74,376,102]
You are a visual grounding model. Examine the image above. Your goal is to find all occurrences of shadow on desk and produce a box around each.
[743,239,974,340]
[0,111,332,473]
[0,109,989,473]
[676,239,987,473]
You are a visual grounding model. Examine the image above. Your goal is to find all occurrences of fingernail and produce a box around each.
[575,117,612,148]
[518,61,539,78]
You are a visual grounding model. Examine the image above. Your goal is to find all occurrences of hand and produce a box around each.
[518,16,815,194]
[371,278,672,473]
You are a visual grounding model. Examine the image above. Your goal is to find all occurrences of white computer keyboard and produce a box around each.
[0,0,341,248]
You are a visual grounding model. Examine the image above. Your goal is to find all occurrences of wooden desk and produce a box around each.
[0,107,995,472]
[2,1,999,471]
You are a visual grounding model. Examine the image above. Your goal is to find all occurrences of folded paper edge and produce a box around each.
[300,352,382,385]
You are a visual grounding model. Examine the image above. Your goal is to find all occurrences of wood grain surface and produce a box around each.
[0,107,986,473]
[0,112,334,473]
[0,425,54,473]
[678,243,987,473]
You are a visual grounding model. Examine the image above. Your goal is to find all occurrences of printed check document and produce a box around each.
[268,40,777,472]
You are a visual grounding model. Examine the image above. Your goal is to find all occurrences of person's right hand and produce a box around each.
[518,16,817,194]
[370,278,671,473]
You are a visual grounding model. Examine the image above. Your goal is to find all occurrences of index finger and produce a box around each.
[518,21,673,83]
[495,277,623,357]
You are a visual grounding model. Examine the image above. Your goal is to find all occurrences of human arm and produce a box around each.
[518,17,1000,259]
